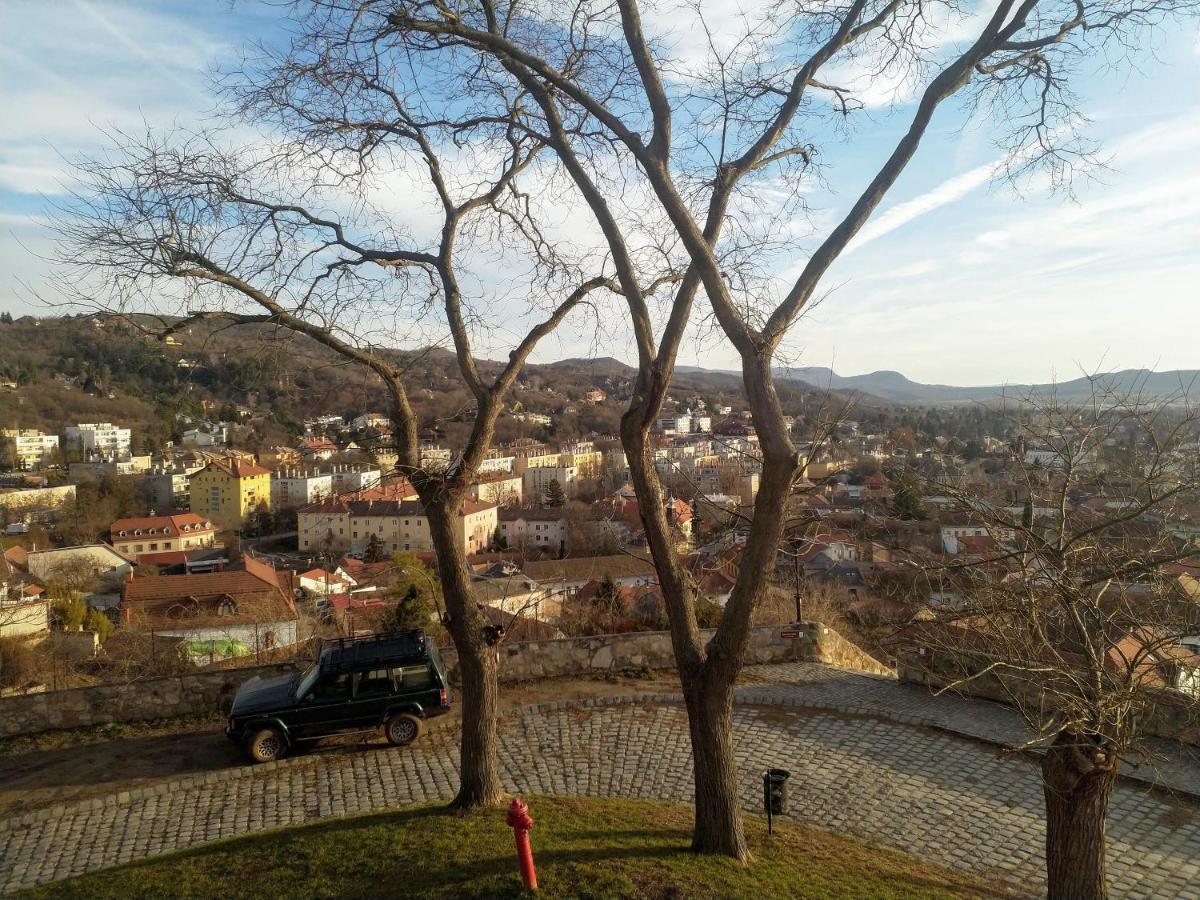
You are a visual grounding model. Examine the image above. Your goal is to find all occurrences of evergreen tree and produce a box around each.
[0,311,13,325]
[890,473,925,520]
[382,583,436,633]
[364,532,386,563]
[543,478,566,507]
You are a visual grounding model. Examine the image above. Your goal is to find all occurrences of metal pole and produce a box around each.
[793,547,802,623]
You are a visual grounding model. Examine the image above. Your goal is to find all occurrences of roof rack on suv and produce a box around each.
[318,630,430,673]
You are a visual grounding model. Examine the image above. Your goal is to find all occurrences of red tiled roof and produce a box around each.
[110,512,214,539]
[4,545,28,571]
[202,457,271,478]
[121,555,295,628]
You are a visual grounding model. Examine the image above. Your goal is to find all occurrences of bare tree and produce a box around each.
[351,0,1198,858]
[50,73,649,806]
[904,381,1200,898]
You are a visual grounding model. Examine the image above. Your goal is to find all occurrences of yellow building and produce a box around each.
[189,457,272,530]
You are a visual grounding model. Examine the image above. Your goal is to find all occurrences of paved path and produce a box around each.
[739,663,1200,797]
[2,666,1198,897]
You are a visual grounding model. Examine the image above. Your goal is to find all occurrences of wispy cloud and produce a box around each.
[845,159,998,253]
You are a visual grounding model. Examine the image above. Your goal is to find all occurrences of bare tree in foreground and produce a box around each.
[52,86,638,805]
[908,382,1200,898]
[356,0,1199,858]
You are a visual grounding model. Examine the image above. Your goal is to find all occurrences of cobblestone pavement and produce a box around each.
[2,672,1199,896]
[739,662,1200,796]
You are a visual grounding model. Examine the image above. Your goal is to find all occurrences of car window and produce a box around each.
[400,665,432,689]
[355,668,395,698]
[312,672,353,701]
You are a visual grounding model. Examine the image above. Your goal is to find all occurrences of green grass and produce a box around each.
[17,797,1002,899]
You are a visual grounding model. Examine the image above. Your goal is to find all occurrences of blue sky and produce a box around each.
[1,0,1197,385]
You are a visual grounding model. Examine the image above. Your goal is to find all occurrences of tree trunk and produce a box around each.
[423,497,505,809]
[683,673,749,860]
[452,638,503,808]
[1041,731,1116,900]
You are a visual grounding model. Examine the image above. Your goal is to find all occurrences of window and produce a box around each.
[399,665,432,688]
[355,668,395,698]
[312,672,353,701]
[149,543,158,551]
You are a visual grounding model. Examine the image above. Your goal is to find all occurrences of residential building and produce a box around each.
[298,495,497,556]
[139,466,199,511]
[68,456,151,480]
[521,553,657,599]
[298,437,338,461]
[497,508,569,553]
[270,469,334,510]
[180,424,227,447]
[329,466,382,493]
[0,429,59,470]
[656,415,691,435]
[189,457,272,530]
[478,452,516,474]
[470,472,523,506]
[350,412,391,431]
[119,556,300,662]
[109,513,217,561]
[19,544,134,612]
[558,443,602,476]
[298,567,355,598]
[512,444,561,472]
[258,446,302,470]
[64,422,132,460]
[523,465,579,501]
[0,483,76,513]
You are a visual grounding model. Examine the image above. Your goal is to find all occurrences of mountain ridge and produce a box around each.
[767,366,1200,405]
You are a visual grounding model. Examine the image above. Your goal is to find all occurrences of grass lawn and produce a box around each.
[17,796,1005,899]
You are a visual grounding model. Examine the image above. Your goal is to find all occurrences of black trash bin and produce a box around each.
[762,768,791,834]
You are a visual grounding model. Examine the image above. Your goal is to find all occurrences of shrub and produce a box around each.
[84,608,114,642]
[0,636,39,689]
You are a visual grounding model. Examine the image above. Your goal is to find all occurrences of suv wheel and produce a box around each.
[245,726,286,763]
[385,713,422,746]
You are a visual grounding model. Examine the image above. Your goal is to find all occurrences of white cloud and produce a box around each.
[845,159,999,252]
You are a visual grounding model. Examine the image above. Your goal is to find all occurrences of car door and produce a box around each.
[345,667,397,728]
[290,671,355,739]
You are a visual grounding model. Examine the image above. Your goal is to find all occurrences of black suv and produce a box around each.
[226,631,451,763]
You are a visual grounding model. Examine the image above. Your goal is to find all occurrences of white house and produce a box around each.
[64,423,132,460]
[497,508,569,552]
[271,470,334,509]
[0,429,59,470]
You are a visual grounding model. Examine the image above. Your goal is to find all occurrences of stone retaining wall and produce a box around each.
[1,623,891,737]
[897,649,1200,746]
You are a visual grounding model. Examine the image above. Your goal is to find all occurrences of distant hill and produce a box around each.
[769,367,1200,405]
[544,357,636,376]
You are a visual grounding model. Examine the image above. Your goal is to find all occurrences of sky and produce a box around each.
[1,0,1198,386]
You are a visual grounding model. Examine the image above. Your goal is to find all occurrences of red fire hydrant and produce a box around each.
[506,797,538,891]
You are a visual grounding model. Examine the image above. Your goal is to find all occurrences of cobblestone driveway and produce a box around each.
[2,667,1198,897]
